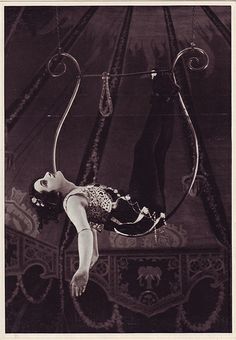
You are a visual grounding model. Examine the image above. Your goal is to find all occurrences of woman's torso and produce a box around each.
[63,184,115,230]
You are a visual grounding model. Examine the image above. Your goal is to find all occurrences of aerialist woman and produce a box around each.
[30,72,177,298]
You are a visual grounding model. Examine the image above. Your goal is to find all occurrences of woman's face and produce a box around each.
[34,171,64,193]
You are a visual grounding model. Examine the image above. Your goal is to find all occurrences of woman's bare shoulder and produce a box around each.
[63,188,89,211]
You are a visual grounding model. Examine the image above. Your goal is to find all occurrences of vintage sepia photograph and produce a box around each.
[4,3,232,334]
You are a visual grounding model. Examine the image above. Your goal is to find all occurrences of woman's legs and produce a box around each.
[129,73,176,214]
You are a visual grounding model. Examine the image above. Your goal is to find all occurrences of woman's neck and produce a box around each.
[59,180,77,198]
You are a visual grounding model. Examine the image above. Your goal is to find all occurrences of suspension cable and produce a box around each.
[82,69,170,79]
[55,7,62,54]
[191,6,196,45]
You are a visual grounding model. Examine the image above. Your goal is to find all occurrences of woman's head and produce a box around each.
[34,171,65,193]
[30,171,65,230]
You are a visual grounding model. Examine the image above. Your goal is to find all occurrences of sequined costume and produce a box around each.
[63,184,114,231]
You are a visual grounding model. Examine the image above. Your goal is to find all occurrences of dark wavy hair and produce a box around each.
[29,179,64,231]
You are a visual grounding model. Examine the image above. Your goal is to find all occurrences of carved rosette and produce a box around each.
[187,253,226,285]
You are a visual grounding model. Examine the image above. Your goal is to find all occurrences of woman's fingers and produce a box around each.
[78,286,86,296]
[75,286,79,297]
[70,282,87,297]
[71,283,76,297]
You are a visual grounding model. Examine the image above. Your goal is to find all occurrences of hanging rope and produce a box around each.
[99,72,113,117]
[85,68,170,118]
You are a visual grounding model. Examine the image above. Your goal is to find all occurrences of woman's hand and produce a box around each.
[70,269,89,297]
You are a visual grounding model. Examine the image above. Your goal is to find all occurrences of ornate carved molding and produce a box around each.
[6,225,229,330]
[6,226,58,279]
[65,248,227,318]
[5,187,39,237]
[109,223,188,248]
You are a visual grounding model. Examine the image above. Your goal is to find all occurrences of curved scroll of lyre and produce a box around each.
[166,45,209,219]
[47,53,81,173]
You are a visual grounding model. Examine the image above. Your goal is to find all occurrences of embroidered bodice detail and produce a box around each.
[63,185,113,228]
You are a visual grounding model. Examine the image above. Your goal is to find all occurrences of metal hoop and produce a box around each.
[47,53,82,173]
[166,45,209,220]
[47,54,67,78]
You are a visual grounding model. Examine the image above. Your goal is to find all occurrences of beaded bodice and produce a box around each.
[63,185,113,228]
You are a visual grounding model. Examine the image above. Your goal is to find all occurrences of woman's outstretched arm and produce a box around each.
[90,228,99,269]
[65,195,96,296]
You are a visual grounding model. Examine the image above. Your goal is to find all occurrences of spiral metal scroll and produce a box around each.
[166,45,209,220]
[47,53,81,173]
